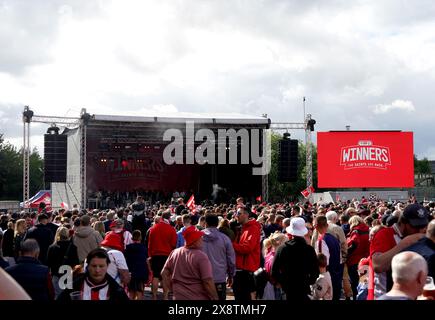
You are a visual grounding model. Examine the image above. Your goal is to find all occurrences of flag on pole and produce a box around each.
[60,202,69,210]
[301,186,315,199]
[186,194,195,212]
[256,195,262,202]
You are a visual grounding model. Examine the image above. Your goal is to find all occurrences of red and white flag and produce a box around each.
[186,194,195,212]
[301,186,315,199]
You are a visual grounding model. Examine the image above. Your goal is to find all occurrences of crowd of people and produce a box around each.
[0,195,434,301]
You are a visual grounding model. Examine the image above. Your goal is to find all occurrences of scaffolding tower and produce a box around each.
[21,106,85,208]
[269,113,316,201]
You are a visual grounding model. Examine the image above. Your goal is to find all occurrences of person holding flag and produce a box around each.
[186,194,196,212]
[175,198,186,216]
[301,186,315,199]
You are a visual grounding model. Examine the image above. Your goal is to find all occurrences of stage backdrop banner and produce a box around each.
[317,131,414,188]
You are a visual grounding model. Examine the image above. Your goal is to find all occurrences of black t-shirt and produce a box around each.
[132,201,145,212]
[175,204,185,216]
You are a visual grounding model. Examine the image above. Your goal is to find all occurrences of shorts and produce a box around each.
[150,255,168,280]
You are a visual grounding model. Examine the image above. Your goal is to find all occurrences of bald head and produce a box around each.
[391,251,427,284]
[426,219,435,240]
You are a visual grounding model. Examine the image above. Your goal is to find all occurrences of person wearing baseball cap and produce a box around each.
[271,217,319,300]
[402,219,435,278]
[369,203,429,299]
[402,203,429,229]
[161,226,218,300]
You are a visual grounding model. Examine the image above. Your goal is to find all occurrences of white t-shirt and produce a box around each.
[121,230,133,249]
[106,249,129,284]
[314,239,330,266]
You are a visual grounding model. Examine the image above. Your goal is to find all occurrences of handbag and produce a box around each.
[253,267,268,297]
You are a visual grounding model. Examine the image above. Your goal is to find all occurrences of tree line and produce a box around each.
[0,132,432,201]
[0,134,44,201]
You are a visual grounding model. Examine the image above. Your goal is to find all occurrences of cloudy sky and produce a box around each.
[1,0,435,158]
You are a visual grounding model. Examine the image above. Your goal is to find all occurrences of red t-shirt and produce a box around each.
[148,221,177,257]
[369,226,400,299]
[369,227,397,257]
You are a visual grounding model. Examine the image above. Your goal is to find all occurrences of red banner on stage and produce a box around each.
[317,131,414,188]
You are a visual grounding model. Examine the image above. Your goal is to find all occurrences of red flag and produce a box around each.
[256,195,262,202]
[301,186,315,199]
[368,257,375,300]
[186,194,195,211]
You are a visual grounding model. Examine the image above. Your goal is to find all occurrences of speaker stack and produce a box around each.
[278,135,298,182]
[44,129,67,183]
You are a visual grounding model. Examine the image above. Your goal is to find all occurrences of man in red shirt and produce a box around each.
[232,206,261,300]
[148,210,177,300]
[370,203,429,299]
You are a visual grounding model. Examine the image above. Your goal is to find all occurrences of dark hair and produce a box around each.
[162,210,171,220]
[86,248,110,265]
[73,217,81,227]
[38,213,48,221]
[340,215,350,223]
[315,215,328,228]
[80,215,91,226]
[132,230,142,241]
[317,253,327,268]
[364,216,374,226]
[386,215,398,227]
[205,213,219,227]
[182,213,191,224]
[63,211,72,218]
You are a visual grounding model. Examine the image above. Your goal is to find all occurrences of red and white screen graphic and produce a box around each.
[317,131,414,188]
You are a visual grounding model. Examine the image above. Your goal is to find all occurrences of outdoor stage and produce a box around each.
[51,113,270,209]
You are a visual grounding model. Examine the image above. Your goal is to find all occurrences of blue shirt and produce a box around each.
[176,226,186,248]
[403,237,435,278]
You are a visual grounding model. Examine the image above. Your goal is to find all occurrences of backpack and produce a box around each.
[62,239,80,267]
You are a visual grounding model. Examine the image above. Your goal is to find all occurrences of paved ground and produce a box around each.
[141,284,235,300]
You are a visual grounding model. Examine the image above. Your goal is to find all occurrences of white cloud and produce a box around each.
[0,0,435,158]
[371,99,416,114]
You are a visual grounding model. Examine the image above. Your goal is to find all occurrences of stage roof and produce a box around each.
[91,112,270,126]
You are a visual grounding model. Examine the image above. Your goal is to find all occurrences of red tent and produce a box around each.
[22,190,52,211]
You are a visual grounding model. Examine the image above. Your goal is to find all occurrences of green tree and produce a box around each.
[0,137,22,200]
[414,155,431,175]
[0,134,44,200]
[268,132,318,202]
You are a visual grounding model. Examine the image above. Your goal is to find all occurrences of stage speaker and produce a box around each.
[278,139,298,182]
[44,134,67,183]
